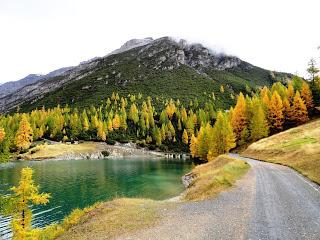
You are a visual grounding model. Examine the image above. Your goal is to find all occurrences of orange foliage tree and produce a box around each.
[231,92,247,141]
[268,91,284,132]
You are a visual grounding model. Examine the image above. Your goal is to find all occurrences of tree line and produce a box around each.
[190,78,315,161]
[0,75,318,162]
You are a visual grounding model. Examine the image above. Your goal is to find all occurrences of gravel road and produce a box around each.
[120,154,320,240]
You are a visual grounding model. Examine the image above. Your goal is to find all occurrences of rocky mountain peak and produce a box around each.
[132,36,244,71]
[110,37,154,56]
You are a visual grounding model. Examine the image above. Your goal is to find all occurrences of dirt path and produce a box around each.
[118,154,320,240]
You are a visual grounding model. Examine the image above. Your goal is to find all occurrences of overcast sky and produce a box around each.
[0,0,319,83]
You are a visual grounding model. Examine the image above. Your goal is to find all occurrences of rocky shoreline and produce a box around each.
[26,142,167,161]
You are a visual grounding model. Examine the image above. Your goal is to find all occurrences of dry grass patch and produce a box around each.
[24,142,99,160]
[242,119,320,184]
[56,198,163,240]
[36,198,165,240]
[183,155,250,201]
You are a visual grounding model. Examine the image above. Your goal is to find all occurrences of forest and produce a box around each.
[0,74,318,163]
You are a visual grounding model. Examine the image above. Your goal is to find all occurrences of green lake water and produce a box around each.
[0,157,193,238]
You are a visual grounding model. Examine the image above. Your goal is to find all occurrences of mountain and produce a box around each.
[0,74,43,98]
[0,67,74,98]
[0,37,290,113]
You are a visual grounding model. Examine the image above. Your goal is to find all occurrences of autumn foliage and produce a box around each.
[0,77,315,162]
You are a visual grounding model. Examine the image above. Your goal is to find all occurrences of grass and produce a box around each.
[281,136,317,149]
[242,119,320,184]
[35,198,164,240]
[23,142,99,160]
[56,198,163,240]
[183,155,250,201]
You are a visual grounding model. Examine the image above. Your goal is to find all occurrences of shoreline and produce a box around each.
[34,155,249,239]
[15,141,190,162]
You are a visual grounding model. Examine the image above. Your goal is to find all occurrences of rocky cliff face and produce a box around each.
[131,37,244,71]
[0,37,288,113]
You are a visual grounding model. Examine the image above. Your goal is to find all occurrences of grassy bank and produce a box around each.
[242,119,320,184]
[34,155,249,239]
[183,155,250,201]
[23,142,99,160]
[36,198,165,240]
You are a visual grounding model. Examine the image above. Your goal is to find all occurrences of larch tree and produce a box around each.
[82,110,90,131]
[97,121,107,141]
[283,98,294,122]
[249,105,269,141]
[268,91,284,132]
[199,123,212,160]
[15,114,33,150]
[0,127,5,143]
[207,111,236,161]
[231,92,247,141]
[8,168,50,239]
[112,113,121,130]
[107,118,113,132]
[153,127,162,146]
[129,103,139,124]
[286,82,295,103]
[166,99,176,119]
[292,92,309,125]
[70,112,82,139]
[190,134,198,158]
[180,108,188,125]
[300,82,314,109]
[182,129,189,144]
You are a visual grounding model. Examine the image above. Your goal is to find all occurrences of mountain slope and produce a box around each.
[0,37,290,112]
[0,67,73,98]
[0,74,43,98]
[242,119,320,184]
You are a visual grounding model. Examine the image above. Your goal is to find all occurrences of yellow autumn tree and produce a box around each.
[207,111,236,161]
[300,82,314,109]
[9,168,50,239]
[166,99,176,119]
[190,134,198,158]
[129,103,139,124]
[292,92,309,125]
[286,82,295,103]
[283,98,294,122]
[268,91,284,132]
[112,114,121,130]
[249,105,269,141]
[231,92,247,141]
[182,129,189,144]
[82,111,90,131]
[0,127,5,143]
[97,121,107,141]
[15,114,33,150]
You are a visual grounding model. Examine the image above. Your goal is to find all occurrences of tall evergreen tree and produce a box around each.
[15,115,33,150]
[268,91,284,132]
[0,127,5,143]
[182,129,189,144]
[231,92,247,141]
[249,105,269,141]
[301,82,314,109]
[2,168,50,239]
[207,111,236,161]
[292,92,309,125]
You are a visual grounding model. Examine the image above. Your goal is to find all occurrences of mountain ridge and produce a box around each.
[0,37,291,113]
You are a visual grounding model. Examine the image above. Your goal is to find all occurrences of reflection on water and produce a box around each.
[0,157,192,238]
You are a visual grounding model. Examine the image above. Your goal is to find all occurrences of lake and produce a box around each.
[0,157,193,238]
